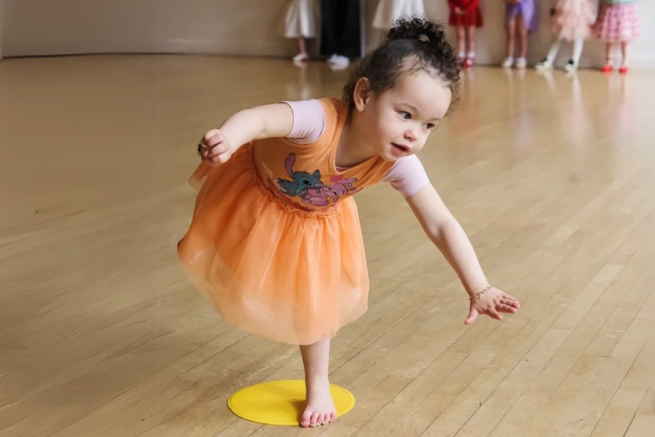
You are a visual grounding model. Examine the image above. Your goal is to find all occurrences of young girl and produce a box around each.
[447,0,483,67]
[372,0,426,30]
[280,0,318,63]
[502,0,539,69]
[595,0,640,74]
[179,18,520,429]
[535,0,597,73]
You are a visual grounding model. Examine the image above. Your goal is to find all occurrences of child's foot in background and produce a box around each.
[502,57,514,68]
[293,53,309,64]
[535,57,552,71]
[457,51,466,65]
[515,57,527,69]
[601,59,614,73]
[463,52,475,68]
[564,59,577,73]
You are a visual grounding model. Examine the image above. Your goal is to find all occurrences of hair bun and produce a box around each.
[386,17,444,45]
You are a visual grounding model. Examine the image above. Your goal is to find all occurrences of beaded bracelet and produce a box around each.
[470,285,492,303]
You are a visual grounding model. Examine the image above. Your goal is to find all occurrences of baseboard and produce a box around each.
[2,38,295,59]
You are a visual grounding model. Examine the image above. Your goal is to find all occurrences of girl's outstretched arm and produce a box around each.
[199,103,295,165]
[405,183,520,325]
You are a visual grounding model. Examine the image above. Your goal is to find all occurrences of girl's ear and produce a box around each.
[353,78,371,112]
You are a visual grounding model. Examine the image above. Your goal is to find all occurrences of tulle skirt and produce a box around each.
[552,0,596,41]
[177,144,370,345]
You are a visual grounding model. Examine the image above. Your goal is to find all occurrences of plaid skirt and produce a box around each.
[595,4,640,43]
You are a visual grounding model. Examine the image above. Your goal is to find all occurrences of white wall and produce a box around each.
[1,0,654,68]
[0,0,4,60]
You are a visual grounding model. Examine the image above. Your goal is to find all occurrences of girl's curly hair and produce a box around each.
[343,18,460,107]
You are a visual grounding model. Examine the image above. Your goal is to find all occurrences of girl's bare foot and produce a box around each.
[299,338,336,427]
[301,376,336,427]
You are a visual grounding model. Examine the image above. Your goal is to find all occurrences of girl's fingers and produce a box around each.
[206,141,230,158]
[501,299,520,308]
[487,308,503,321]
[498,304,518,314]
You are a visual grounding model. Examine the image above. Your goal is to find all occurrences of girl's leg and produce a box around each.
[293,37,309,63]
[516,14,528,68]
[456,25,466,61]
[466,25,476,59]
[503,18,516,67]
[602,43,615,72]
[299,337,336,428]
[505,18,516,59]
[537,38,561,69]
[572,38,584,68]
[297,37,307,56]
[620,42,629,71]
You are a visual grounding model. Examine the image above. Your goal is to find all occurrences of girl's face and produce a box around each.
[353,70,452,162]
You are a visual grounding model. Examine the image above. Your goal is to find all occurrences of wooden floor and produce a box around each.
[1,55,654,437]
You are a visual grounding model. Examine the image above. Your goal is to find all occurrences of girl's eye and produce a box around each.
[425,123,435,130]
[399,111,411,120]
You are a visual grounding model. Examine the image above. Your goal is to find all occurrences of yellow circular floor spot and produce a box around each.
[227,380,356,426]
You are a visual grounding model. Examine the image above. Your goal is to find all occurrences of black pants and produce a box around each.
[320,0,362,59]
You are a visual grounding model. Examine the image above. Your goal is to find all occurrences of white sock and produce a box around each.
[467,51,476,59]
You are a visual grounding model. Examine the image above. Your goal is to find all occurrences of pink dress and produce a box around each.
[552,0,597,41]
[595,1,640,43]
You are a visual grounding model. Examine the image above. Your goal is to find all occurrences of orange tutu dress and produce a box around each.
[177,98,394,345]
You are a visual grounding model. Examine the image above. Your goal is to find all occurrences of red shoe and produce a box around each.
[463,58,474,68]
[619,65,628,74]
[601,60,614,73]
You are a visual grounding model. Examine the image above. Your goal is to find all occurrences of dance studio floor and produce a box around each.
[1,55,654,437]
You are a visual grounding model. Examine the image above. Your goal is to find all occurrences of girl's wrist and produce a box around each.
[464,281,491,298]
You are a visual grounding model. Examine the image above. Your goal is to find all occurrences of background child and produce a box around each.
[595,0,640,73]
[373,0,426,31]
[502,0,538,69]
[320,0,363,69]
[535,0,597,72]
[447,0,483,67]
[181,18,520,429]
[280,0,318,63]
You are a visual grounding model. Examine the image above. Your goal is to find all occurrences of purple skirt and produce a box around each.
[506,0,539,33]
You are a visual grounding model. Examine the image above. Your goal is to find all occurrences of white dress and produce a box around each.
[279,0,318,39]
[372,0,426,30]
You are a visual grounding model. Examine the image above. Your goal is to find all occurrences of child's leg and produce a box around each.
[516,14,528,67]
[299,337,336,428]
[605,42,614,64]
[294,37,309,63]
[601,42,615,72]
[297,37,307,56]
[505,18,516,59]
[466,25,476,57]
[456,25,466,60]
[545,38,561,64]
[572,38,584,68]
[620,42,629,68]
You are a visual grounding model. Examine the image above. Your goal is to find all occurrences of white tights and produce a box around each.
[546,37,585,67]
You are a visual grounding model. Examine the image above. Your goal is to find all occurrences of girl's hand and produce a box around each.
[455,7,463,15]
[465,287,520,325]
[198,129,234,165]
